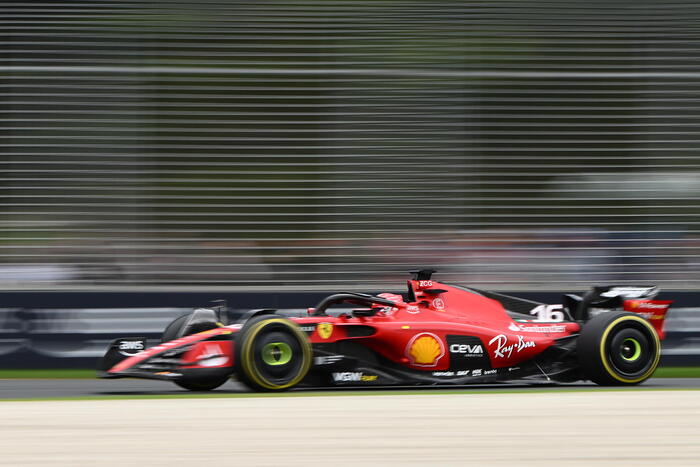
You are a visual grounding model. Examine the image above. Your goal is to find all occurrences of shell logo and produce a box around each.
[629,301,639,309]
[406,332,445,367]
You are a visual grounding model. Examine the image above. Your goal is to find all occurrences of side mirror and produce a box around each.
[210,299,228,325]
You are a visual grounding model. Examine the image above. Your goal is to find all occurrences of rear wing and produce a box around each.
[564,285,671,339]
[622,299,672,339]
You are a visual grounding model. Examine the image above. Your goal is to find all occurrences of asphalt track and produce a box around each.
[0,377,698,399]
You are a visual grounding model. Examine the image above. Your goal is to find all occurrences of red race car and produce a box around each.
[99,269,671,391]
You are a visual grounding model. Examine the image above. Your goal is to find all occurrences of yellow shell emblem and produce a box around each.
[317,322,333,340]
[407,333,444,366]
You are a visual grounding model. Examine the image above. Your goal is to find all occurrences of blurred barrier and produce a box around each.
[0,291,325,368]
[4,1,700,289]
[0,291,696,368]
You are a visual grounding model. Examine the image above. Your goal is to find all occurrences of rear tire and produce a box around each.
[235,315,312,392]
[578,312,660,385]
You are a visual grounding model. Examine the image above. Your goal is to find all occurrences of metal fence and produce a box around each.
[3,1,700,289]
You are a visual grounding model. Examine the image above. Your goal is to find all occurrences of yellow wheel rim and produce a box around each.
[599,315,660,384]
[240,318,312,390]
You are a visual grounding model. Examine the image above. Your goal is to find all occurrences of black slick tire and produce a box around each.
[161,314,189,343]
[174,376,229,391]
[235,315,312,392]
[162,313,230,392]
[578,311,661,386]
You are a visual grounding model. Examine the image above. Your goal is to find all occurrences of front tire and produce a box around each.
[162,314,189,343]
[175,376,229,391]
[578,312,660,385]
[163,314,231,392]
[235,315,312,392]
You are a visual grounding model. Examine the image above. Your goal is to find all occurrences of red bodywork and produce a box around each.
[293,281,581,371]
[108,279,584,378]
[105,277,669,386]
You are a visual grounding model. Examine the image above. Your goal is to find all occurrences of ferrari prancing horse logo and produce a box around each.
[317,322,333,339]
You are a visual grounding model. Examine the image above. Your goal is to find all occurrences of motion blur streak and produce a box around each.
[3,1,700,289]
[1,392,699,465]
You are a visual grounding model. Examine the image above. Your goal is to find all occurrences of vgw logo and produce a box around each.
[332,372,378,382]
[449,343,483,356]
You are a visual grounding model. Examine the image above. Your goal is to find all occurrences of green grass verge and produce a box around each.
[0,369,96,379]
[653,366,700,378]
[0,366,699,380]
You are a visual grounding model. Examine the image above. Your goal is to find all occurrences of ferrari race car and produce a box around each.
[99,270,671,391]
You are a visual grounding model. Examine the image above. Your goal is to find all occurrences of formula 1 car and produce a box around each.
[99,270,671,391]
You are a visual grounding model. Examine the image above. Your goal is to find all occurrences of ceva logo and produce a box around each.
[449,343,483,355]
